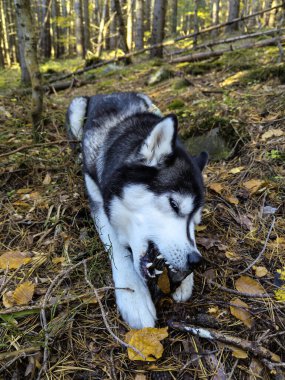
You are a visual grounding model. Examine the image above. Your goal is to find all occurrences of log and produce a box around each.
[170,35,285,64]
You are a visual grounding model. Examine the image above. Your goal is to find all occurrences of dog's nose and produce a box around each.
[187,251,202,272]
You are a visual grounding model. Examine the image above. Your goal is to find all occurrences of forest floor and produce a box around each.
[0,44,285,379]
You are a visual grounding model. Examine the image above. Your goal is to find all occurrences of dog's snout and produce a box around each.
[187,251,202,271]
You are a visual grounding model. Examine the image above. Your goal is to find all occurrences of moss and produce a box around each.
[242,64,285,84]
[185,61,223,76]
[172,78,193,90]
[168,99,185,110]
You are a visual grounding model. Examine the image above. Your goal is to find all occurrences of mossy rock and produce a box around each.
[172,78,193,90]
[168,99,185,110]
[147,67,174,85]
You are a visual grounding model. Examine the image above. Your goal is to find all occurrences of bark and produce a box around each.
[226,0,240,32]
[0,0,11,65]
[109,0,117,50]
[38,0,52,58]
[269,0,279,27]
[193,0,199,47]
[51,0,62,58]
[171,36,285,64]
[113,0,131,63]
[248,0,261,28]
[61,0,69,55]
[264,0,273,25]
[170,0,178,36]
[14,0,43,142]
[75,0,85,58]
[144,0,151,33]
[134,0,143,50]
[126,0,133,50]
[150,0,167,58]
[104,1,110,50]
[83,0,91,52]
[96,0,107,57]
[211,0,220,37]
[14,0,31,84]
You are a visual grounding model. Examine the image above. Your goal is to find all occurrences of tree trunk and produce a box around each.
[83,0,91,52]
[75,0,85,58]
[113,0,131,62]
[170,0,178,36]
[264,0,273,26]
[248,0,260,28]
[150,0,167,58]
[226,0,240,32]
[96,0,107,57]
[109,0,117,50]
[14,0,30,84]
[268,0,279,27]
[39,0,51,58]
[135,0,143,50]
[14,0,43,142]
[0,0,11,65]
[126,0,133,50]
[61,0,69,56]
[144,0,151,33]
[104,0,110,50]
[193,0,199,47]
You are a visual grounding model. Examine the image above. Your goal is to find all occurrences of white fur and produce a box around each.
[85,174,156,328]
[140,117,175,166]
[69,97,87,140]
[172,273,194,302]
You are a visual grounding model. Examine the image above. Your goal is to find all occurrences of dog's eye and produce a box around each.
[169,198,179,214]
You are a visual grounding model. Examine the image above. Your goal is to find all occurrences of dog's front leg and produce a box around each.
[85,174,156,329]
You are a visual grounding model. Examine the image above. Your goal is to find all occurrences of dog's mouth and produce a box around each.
[140,241,178,280]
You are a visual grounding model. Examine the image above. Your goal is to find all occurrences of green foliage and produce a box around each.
[242,64,285,84]
[266,150,285,161]
[168,99,185,110]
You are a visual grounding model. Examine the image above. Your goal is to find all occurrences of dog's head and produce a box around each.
[108,114,208,282]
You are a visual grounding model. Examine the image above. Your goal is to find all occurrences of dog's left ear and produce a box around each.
[194,151,208,172]
[140,115,177,166]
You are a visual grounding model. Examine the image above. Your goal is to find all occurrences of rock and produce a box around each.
[147,67,173,85]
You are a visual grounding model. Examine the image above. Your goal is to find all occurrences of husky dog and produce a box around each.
[66,92,207,329]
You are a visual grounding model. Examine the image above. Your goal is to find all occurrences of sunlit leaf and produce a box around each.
[126,327,168,361]
[261,128,284,141]
[226,196,239,205]
[253,266,268,278]
[235,276,265,295]
[225,251,241,261]
[52,257,65,264]
[3,291,16,308]
[43,173,52,185]
[209,183,223,195]
[13,281,35,305]
[157,268,171,294]
[231,347,248,359]
[229,166,244,174]
[243,179,265,195]
[230,298,253,328]
[0,251,31,270]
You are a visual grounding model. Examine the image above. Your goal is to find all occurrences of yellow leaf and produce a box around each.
[261,129,284,141]
[3,291,16,308]
[226,196,239,205]
[16,188,32,194]
[43,173,52,185]
[52,257,65,264]
[235,276,265,295]
[243,179,265,195]
[0,251,31,270]
[229,166,244,174]
[12,201,31,209]
[231,347,248,359]
[230,298,254,328]
[209,183,223,195]
[225,251,241,261]
[13,281,35,305]
[125,327,168,361]
[21,191,41,201]
[253,266,268,278]
[195,225,207,232]
[134,375,147,380]
[157,268,171,294]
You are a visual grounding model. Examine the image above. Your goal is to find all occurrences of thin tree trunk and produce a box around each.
[193,0,199,47]
[113,0,131,63]
[170,0,178,36]
[135,0,143,50]
[96,0,107,57]
[144,0,151,33]
[226,0,240,32]
[14,0,43,142]
[126,0,133,50]
[150,0,167,58]
[248,0,260,28]
[269,0,279,27]
[83,0,91,52]
[264,0,273,25]
[38,0,52,58]
[75,0,85,57]
[211,0,220,37]
[0,0,11,65]
[109,0,117,50]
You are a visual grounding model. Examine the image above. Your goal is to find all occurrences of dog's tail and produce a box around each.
[66,96,89,142]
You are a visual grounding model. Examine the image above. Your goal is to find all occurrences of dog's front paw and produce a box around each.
[116,281,156,329]
[172,273,194,302]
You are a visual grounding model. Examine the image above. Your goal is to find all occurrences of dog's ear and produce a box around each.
[194,151,208,172]
[139,115,177,166]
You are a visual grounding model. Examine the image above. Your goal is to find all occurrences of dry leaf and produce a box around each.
[3,291,16,308]
[249,358,264,379]
[226,196,239,205]
[261,128,284,141]
[243,179,265,195]
[209,183,223,195]
[157,268,171,294]
[229,167,244,174]
[230,298,253,328]
[0,251,31,270]
[43,173,52,185]
[235,276,265,295]
[225,251,241,261]
[16,188,32,194]
[12,201,31,209]
[52,257,65,264]
[195,225,207,232]
[21,191,41,201]
[231,347,248,359]
[134,375,147,380]
[13,281,35,305]
[125,327,168,361]
[254,266,268,278]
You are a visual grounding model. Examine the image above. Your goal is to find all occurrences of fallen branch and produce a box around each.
[0,346,40,361]
[168,321,282,365]
[171,35,285,63]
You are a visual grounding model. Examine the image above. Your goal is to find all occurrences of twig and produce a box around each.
[237,216,275,276]
[168,321,283,365]
[0,265,24,296]
[0,140,77,158]
[0,346,40,361]
[83,261,145,360]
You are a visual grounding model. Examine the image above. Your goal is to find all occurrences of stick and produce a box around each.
[0,346,40,361]
[170,36,285,64]
[168,321,282,363]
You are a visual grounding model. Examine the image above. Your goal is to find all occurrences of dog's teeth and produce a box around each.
[157,255,163,259]
[165,261,170,265]
[146,262,153,268]
[169,265,174,269]
[147,270,156,278]
[155,269,163,275]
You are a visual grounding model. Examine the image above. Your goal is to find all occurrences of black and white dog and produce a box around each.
[66,92,207,329]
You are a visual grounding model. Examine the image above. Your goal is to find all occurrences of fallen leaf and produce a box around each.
[225,251,241,261]
[21,191,41,201]
[249,358,264,379]
[261,128,284,141]
[125,327,168,361]
[0,251,31,270]
[230,298,253,328]
[253,266,268,278]
[229,166,244,174]
[43,173,52,185]
[235,276,265,295]
[231,347,248,359]
[12,201,31,209]
[238,215,253,231]
[157,268,171,294]
[195,225,207,232]
[134,375,147,380]
[209,183,223,195]
[3,291,16,308]
[197,237,226,251]
[243,179,265,195]
[226,196,239,205]
[52,257,65,264]
[16,188,32,194]
[13,281,35,305]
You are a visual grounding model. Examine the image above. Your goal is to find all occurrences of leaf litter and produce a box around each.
[1,47,285,378]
